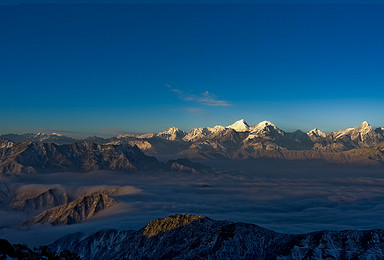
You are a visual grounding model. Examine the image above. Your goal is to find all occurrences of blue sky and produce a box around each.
[1,2,384,137]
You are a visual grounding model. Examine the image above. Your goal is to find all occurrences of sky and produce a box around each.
[1,1,384,137]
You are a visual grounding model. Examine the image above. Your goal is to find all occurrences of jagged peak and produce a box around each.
[250,120,277,131]
[257,120,275,127]
[308,128,326,138]
[359,121,370,128]
[163,127,182,134]
[227,119,249,132]
[143,214,206,238]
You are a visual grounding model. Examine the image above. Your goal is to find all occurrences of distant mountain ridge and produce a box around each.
[1,120,384,166]
[0,133,77,145]
[0,141,212,175]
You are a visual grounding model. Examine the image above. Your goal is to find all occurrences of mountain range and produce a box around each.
[0,140,211,175]
[47,213,384,260]
[1,120,384,167]
[3,213,384,259]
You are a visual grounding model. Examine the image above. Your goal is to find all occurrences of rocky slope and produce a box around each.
[22,193,117,227]
[0,139,213,174]
[0,141,162,174]
[8,187,71,213]
[49,214,384,260]
[0,138,14,149]
[0,238,80,259]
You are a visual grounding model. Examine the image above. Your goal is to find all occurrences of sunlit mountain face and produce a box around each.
[1,1,384,259]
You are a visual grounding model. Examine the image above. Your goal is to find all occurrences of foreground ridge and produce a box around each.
[49,214,384,260]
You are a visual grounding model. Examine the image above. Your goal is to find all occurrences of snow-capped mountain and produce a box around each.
[1,119,383,164]
[331,121,375,141]
[227,119,249,132]
[183,126,226,142]
[183,127,213,142]
[307,128,327,139]
[157,127,187,141]
[137,127,187,141]
[247,120,286,139]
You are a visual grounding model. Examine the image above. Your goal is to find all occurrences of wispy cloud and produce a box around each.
[165,84,182,95]
[198,91,231,107]
[165,85,231,107]
[185,107,207,115]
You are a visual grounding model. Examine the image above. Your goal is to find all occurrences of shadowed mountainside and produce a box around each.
[49,213,384,260]
[7,187,71,213]
[21,193,118,227]
[0,141,209,174]
[0,238,80,259]
[0,141,161,174]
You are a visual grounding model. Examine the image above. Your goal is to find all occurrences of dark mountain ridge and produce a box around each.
[48,214,384,260]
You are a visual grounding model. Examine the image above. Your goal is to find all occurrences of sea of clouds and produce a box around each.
[1,160,384,247]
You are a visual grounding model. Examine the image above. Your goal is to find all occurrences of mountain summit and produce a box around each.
[227,119,249,132]
[49,214,384,260]
[307,128,326,138]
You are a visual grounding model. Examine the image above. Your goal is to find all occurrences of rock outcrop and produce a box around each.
[22,193,117,227]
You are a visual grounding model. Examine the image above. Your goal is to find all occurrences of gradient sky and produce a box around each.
[1,1,384,137]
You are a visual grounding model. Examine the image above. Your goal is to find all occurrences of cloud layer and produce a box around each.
[2,162,384,247]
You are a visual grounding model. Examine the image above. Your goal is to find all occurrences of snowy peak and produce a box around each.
[245,120,286,142]
[157,127,187,141]
[184,127,212,142]
[212,125,226,132]
[184,125,226,142]
[227,119,249,132]
[355,121,372,132]
[249,120,279,133]
[307,128,326,138]
[332,121,376,142]
[253,120,275,129]
[163,127,182,135]
[351,121,375,142]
